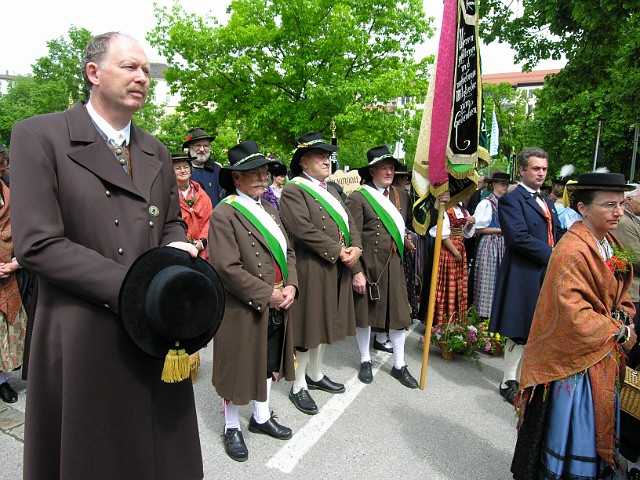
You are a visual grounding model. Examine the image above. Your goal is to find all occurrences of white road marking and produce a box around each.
[265,350,391,473]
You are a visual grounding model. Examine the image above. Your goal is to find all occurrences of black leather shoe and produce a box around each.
[289,387,318,415]
[499,380,519,405]
[0,382,17,404]
[249,413,292,440]
[629,468,640,480]
[373,335,393,353]
[222,428,248,462]
[390,365,418,389]
[358,361,373,384]
[305,375,346,393]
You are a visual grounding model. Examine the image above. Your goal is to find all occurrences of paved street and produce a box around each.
[0,323,518,479]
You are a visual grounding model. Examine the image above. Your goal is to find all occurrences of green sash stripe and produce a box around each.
[358,188,404,257]
[222,199,288,280]
[291,180,351,247]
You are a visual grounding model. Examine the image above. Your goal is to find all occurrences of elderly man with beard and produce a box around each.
[209,141,298,462]
[182,127,223,207]
[346,146,418,388]
[280,132,362,415]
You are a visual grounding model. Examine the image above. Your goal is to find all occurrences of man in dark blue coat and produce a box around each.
[489,147,564,404]
[183,127,223,207]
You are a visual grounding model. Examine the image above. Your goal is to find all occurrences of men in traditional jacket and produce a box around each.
[210,141,298,462]
[183,127,223,207]
[489,147,564,405]
[10,33,203,479]
[280,132,362,415]
[346,146,418,388]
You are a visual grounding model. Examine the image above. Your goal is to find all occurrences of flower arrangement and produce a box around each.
[429,311,479,361]
[606,243,636,276]
[473,319,506,355]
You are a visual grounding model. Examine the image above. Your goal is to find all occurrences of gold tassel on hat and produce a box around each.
[161,341,190,383]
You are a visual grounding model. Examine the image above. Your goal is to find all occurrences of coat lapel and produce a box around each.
[65,102,159,202]
[517,184,547,219]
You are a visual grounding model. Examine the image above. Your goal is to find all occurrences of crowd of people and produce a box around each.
[0,32,638,480]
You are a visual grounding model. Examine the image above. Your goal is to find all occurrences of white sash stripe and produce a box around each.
[290,176,350,233]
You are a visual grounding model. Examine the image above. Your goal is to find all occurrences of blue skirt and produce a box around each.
[540,372,620,479]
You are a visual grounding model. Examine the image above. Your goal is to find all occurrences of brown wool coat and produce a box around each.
[10,102,203,480]
[346,185,411,330]
[280,182,362,349]
[209,200,297,405]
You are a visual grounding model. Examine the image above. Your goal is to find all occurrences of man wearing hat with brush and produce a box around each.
[210,141,298,462]
[280,132,362,415]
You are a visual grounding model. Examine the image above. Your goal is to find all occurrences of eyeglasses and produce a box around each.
[192,144,210,150]
[590,201,626,211]
[174,165,191,172]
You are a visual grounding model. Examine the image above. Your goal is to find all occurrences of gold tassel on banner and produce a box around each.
[161,341,190,383]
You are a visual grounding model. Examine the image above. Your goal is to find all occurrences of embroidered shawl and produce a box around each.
[520,221,635,466]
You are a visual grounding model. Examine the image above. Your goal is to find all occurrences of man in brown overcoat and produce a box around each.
[209,141,298,462]
[280,132,362,415]
[346,146,418,388]
[10,33,203,479]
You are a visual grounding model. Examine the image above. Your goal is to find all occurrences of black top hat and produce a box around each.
[357,146,403,182]
[486,171,512,183]
[219,141,276,192]
[290,132,338,176]
[182,127,217,150]
[565,172,635,192]
[119,247,225,381]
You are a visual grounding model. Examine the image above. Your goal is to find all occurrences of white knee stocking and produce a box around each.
[502,338,525,387]
[356,327,372,363]
[389,329,407,370]
[253,377,272,424]
[292,350,310,393]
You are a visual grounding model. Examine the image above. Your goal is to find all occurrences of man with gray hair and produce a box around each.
[489,147,564,405]
[10,32,203,479]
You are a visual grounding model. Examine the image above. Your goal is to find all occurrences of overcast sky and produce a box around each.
[1,0,564,76]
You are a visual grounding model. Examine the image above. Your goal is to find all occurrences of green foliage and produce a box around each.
[0,76,69,145]
[148,0,433,167]
[482,82,534,166]
[480,0,640,179]
[32,26,93,102]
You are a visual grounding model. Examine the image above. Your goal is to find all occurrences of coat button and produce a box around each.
[119,158,126,165]
[118,248,124,255]
[322,215,326,220]
[319,206,323,210]
[105,190,111,197]
[324,252,328,256]
[251,242,255,246]
[104,303,110,309]
[376,232,380,236]
[258,273,263,278]
[257,306,261,311]
[258,263,261,267]
[248,231,252,235]
[256,252,259,256]
[377,224,381,228]
[322,226,326,230]
[115,147,123,155]
[114,219,119,226]
[148,221,154,228]
[375,241,378,245]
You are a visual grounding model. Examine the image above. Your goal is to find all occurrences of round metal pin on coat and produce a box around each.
[149,206,160,217]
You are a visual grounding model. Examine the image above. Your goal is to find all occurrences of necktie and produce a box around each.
[533,192,554,247]
[383,188,389,198]
[319,182,327,189]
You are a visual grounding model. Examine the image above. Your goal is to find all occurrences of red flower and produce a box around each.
[185,135,192,141]
[606,255,628,275]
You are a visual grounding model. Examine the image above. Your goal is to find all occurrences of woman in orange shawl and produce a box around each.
[173,154,213,262]
[511,173,638,480]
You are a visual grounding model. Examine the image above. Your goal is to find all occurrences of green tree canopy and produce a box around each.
[148,0,434,167]
[480,0,640,178]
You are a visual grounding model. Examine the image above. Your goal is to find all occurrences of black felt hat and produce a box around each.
[269,161,288,177]
[219,141,276,192]
[171,152,193,164]
[486,171,513,184]
[393,163,411,177]
[565,172,635,192]
[182,127,217,150]
[119,247,225,381]
[290,132,338,176]
[357,146,403,182]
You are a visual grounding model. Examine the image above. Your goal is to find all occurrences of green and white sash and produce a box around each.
[221,195,288,280]
[288,176,351,246]
[358,185,406,257]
